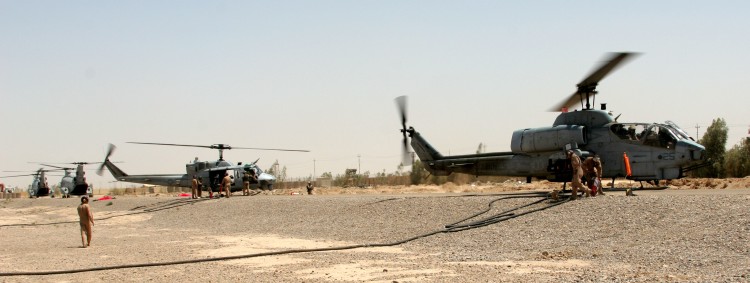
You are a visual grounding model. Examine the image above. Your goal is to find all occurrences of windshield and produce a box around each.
[244,165,262,175]
[664,120,693,141]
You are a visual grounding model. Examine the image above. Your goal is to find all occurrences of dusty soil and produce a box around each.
[0,178,748,282]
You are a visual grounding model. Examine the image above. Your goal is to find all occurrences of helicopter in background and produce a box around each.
[0,169,62,198]
[396,53,706,187]
[0,183,16,195]
[36,162,97,198]
[97,142,309,194]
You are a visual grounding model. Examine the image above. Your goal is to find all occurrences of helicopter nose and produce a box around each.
[686,142,705,161]
[258,173,276,182]
[691,148,705,161]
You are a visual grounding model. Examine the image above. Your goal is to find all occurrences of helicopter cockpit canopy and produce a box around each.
[242,164,262,175]
[610,122,693,149]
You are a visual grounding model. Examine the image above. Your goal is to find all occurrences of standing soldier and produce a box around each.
[567,150,591,200]
[242,172,251,196]
[191,175,200,199]
[222,172,232,198]
[77,196,94,248]
[196,177,203,198]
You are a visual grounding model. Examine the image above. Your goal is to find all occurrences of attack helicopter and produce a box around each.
[396,53,706,187]
[35,162,97,198]
[97,142,309,194]
[0,169,62,198]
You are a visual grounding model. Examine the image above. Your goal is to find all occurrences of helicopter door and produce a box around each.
[208,170,227,191]
[233,169,243,190]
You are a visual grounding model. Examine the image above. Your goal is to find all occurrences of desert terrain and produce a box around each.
[0,178,748,282]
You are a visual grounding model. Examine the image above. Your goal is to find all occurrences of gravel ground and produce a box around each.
[0,188,748,282]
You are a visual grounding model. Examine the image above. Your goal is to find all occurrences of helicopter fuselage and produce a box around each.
[58,164,93,197]
[28,173,52,197]
[102,158,276,192]
[410,109,705,183]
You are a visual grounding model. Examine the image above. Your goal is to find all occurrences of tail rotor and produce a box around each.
[96,144,116,176]
[395,96,412,166]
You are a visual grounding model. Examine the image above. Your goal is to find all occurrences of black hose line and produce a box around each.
[0,198,210,228]
[0,194,568,276]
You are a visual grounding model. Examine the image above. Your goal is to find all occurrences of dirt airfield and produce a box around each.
[0,178,749,282]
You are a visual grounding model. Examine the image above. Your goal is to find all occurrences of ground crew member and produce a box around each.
[567,150,591,200]
[196,177,203,198]
[191,175,200,199]
[582,155,605,196]
[77,196,94,248]
[222,172,232,198]
[306,181,314,195]
[242,172,250,196]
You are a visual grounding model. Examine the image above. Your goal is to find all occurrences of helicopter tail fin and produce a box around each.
[103,159,128,179]
[97,143,128,179]
[409,129,444,162]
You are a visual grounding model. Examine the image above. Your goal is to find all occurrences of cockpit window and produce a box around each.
[664,120,692,141]
[245,166,261,175]
[641,125,677,149]
[610,123,646,141]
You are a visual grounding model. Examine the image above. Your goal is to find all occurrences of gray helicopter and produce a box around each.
[36,162,96,198]
[396,53,706,187]
[0,169,61,198]
[97,142,309,194]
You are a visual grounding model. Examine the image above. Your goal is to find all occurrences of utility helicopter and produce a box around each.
[0,168,62,198]
[396,53,706,188]
[97,142,309,194]
[34,162,98,198]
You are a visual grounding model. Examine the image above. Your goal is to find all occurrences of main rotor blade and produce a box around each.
[230,147,310,152]
[578,52,637,89]
[0,173,36,178]
[549,52,638,112]
[127,142,214,149]
[39,163,73,170]
[128,142,309,152]
[30,161,100,165]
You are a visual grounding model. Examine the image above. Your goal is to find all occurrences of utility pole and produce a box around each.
[357,155,361,174]
[313,159,316,179]
[695,124,700,139]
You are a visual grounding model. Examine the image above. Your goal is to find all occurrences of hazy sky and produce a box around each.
[1,1,748,188]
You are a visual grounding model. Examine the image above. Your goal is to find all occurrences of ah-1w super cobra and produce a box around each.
[97,142,308,193]
[396,53,706,187]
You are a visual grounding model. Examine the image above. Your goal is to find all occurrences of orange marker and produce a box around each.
[623,152,632,177]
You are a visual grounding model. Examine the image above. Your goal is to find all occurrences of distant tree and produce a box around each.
[265,161,287,182]
[321,172,332,178]
[696,118,728,177]
[724,137,750,177]
[396,162,405,176]
[410,160,428,185]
